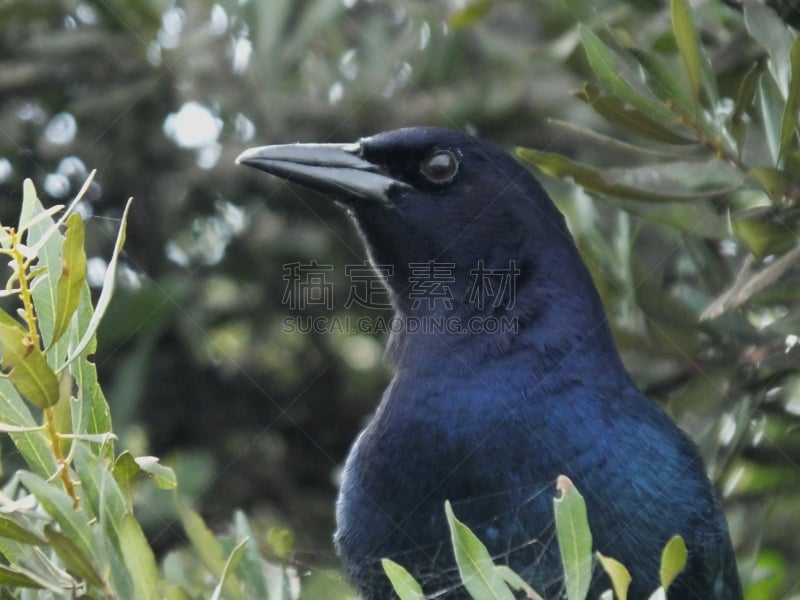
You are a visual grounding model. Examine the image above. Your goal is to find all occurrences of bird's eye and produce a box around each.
[420,150,459,185]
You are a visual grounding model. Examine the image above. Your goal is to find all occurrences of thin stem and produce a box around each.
[7,227,79,509]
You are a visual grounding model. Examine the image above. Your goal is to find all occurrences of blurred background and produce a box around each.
[1,0,799,597]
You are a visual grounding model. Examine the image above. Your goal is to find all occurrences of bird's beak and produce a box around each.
[236,142,409,205]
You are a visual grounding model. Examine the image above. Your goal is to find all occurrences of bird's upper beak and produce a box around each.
[236,142,409,205]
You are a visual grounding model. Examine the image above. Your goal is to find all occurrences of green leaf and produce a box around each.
[670,0,717,110]
[19,471,101,569]
[659,535,687,589]
[578,25,676,124]
[744,1,794,95]
[445,500,515,600]
[73,443,133,598]
[494,565,545,600]
[232,511,269,598]
[553,475,592,600]
[597,553,631,600]
[119,513,161,600]
[574,83,694,145]
[516,149,736,202]
[63,197,132,369]
[733,205,798,258]
[627,48,695,115]
[759,71,787,164]
[50,213,86,347]
[780,37,800,160]
[20,179,62,353]
[0,310,59,409]
[43,524,105,589]
[382,559,425,600]
[136,455,177,489]
[69,285,114,460]
[0,380,57,477]
[177,496,243,600]
[731,63,761,151]
[0,514,46,546]
[210,538,248,600]
[0,565,45,589]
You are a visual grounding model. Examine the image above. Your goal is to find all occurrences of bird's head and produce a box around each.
[238,127,587,322]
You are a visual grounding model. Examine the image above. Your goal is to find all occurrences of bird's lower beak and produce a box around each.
[236,142,408,205]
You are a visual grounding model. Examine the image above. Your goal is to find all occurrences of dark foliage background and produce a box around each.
[1,0,799,597]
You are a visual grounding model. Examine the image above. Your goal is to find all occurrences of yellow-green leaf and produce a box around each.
[448,0,492,29]
[733,209,797,259]
[553,475,593,600]
[50,213,86,347]
[597,552,631,600]
[671,0,713,108]
[780,37,800,159]
[659,535,687,589]
[382,559,425,600]
[0,310,59,409]
[267,526,295,561]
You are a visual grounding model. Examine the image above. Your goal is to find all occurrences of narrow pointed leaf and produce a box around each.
[780,37,800,159]
[579,25,676,124]
[210,539,248,600]
[0,310,59,408]
[516,149,734,202]
[0,565,46,589]
[744,1,794,94]
[50,213,86,347]
[177,497,243,600]
[659,535,687,589]
[63,197,132,369]
[759,72,787,164]
[553,476,592,600]
[19,472,100,569]
[119,514,161,600]
[43,524,105,588]
[628,48,695,114]
[232,511,269,598]
[0,514,46,546]
[731,63,761,151]
[382,559,425,600]
[445,500,515,600]
[671,0,717,109]
[574,84,694,145]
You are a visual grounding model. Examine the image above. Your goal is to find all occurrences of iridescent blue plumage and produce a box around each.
[238,127,742,599]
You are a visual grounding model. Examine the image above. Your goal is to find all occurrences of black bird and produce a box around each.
[237,127,742,599]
